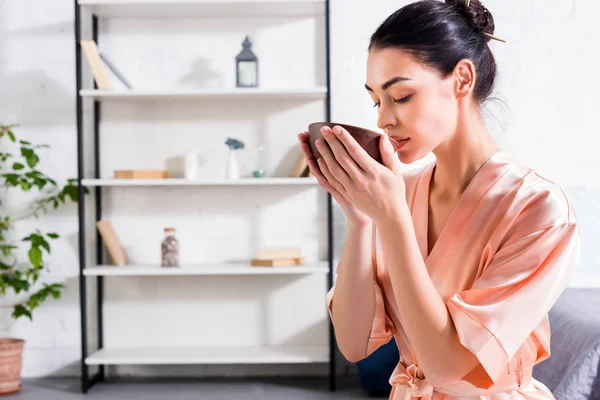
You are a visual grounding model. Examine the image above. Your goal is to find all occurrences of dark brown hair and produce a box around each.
[369,0,498,104]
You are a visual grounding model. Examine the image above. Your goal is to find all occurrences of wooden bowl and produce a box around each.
[307,122,397,164]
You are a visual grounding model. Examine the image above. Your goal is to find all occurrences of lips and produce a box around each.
[390,136,410,150]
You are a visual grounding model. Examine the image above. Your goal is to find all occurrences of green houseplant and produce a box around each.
[0,123,87,395]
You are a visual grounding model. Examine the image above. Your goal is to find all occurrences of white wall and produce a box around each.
[0,0,599,379]
[332,0,600,186]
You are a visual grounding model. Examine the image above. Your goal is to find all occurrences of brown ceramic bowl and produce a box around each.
[307,122,397,164]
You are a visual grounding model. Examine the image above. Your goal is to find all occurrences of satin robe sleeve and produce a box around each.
[445,192,581,389]
[326,224,396,359]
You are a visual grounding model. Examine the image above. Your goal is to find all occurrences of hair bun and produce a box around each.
[445,0,495,40]
[469,1,495,35]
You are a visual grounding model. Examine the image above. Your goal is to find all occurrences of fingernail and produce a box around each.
[316,139,323,148]
[322,129,329,137]
[333,126,342,135]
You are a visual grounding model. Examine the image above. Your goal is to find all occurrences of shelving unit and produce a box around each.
[78,0,327,18]
[79,87,328,101]
[83,263,329,276]
[81,177,318,186]
[85,345,329,365]
[74,0,335,394]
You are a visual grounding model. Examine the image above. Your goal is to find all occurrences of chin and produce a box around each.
[396,147,429,165]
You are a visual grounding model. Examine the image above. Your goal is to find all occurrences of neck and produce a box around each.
[430,112,499,197]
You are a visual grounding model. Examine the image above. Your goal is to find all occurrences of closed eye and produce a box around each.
[394,94,412,104]
[373,94,412,108]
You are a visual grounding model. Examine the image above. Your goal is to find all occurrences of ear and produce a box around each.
[453,59,476,99]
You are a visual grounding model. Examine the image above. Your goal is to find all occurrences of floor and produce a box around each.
[14,377,389,400]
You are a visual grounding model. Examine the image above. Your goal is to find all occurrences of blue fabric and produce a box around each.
[357,338,399,396]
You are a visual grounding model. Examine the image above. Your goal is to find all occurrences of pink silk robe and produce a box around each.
[327,151,581,399]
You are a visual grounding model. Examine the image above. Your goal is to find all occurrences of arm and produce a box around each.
[374,205,480,385]
[329,220,378,362]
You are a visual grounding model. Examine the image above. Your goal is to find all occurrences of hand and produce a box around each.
[297,131,371,228]
[315,125,407,224]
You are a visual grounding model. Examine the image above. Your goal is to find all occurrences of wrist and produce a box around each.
[347,217,372,234]
[373,203,411,228]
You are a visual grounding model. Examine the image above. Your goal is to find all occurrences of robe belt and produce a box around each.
[389,358,533,399]
[389,361,434,400]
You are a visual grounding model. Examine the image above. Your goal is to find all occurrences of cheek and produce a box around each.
[407,92,455,144]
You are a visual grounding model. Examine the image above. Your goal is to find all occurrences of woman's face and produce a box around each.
[365,47,459,164]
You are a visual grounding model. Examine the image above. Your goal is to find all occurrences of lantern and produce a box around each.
[236,36,258,88]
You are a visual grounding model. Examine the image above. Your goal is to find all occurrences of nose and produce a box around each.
[376,101,398,132]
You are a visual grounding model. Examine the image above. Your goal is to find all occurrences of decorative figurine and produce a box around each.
[236,36,258,88]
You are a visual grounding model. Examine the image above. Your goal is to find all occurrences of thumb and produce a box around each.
[380,135,401,173]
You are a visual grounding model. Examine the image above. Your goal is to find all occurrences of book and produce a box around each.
[96,220,127,265]
[258,248,301,259]
[289,152,308,178]
[251,257,305,267]
[80,40,111,90]
[114,170,169,179]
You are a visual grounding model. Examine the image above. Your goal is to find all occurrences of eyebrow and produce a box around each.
[365,76,411,92]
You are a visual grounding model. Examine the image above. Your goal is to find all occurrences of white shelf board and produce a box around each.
[79,88,328,101]
[85,345,329,365]
[83,263,329,276]
[78,0,326,18]
[81,177,317,187]
[567,270,600,289]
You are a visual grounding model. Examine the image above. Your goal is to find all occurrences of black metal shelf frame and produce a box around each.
[74,0,336,394]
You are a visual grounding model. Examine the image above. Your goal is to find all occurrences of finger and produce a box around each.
[317,157,347,195]
[305,153,325,181]
[316,138,351,187]
[330,125,374,172]
[306,158,336,193]
[297,132,311,153]
[306,158,328,187]
[321,127,363,179]
[309,158,353,208]
[297,131,309,144]
[380,134,401,173]
[299,142,313,161]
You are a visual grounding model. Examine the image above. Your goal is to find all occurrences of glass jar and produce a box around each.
[161,227,179,267]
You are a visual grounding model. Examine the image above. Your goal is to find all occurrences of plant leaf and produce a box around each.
[12,305,32,321]
[20,180,31,191]
[39,237,51,253]
[28,247,42,268]
[26,153,40,168]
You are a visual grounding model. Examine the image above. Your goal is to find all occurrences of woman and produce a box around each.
[297,0,580,398]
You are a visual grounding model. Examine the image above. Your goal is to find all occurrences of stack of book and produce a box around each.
[113,170,169,179]
[251,248,305,267]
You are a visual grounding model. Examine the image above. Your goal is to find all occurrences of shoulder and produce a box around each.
[497,157,576,239]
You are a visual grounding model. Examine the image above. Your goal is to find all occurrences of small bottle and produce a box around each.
[161,227,179,267]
